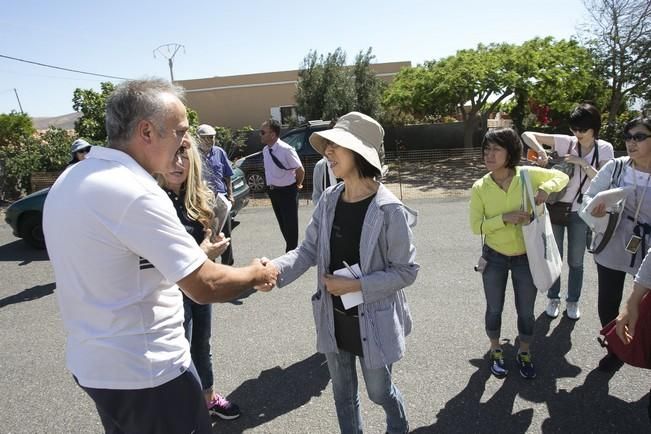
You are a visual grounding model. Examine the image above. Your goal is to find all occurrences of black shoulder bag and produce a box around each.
[547,142,599,226]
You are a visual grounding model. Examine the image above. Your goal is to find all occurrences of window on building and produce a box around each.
[280,106,298,126]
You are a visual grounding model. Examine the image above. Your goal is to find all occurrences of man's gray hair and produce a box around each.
[105,78,185,149]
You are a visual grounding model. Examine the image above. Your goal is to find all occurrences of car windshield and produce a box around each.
[283,131,307,152]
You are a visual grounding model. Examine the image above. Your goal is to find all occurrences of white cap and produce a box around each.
[197,124,216,136]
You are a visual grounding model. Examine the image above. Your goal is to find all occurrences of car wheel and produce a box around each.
[19,212,46,250]
[247,172,266,193]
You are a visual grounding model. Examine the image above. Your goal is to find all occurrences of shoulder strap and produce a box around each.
[611,157,627,188]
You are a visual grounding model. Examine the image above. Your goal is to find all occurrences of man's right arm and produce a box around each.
[178,259,277,304]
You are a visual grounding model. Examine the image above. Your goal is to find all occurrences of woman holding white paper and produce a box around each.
[269,112,418,434]
[470,128,568,380]
[582,116,651,373]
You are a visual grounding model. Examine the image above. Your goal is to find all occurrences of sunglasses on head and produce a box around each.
[623,132,651,143]
[569,127,589,134]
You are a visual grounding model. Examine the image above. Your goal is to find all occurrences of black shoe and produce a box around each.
[597,352,624,372]
[490,349,508,378]
[516,352,536,379]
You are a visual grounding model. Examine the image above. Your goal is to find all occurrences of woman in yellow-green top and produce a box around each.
[469,128,569,380]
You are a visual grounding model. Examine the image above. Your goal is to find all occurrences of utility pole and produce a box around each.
[153,43,185,82]
[13,88,24,114]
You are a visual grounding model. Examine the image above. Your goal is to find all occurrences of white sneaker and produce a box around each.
[566,301,581,320]
[545,298,560,318]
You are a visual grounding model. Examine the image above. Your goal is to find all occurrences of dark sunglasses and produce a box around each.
[569,127,589,134]
[623,132,651,143]
[76,147,91,154]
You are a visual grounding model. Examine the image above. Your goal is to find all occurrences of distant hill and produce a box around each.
[31,112,81,130]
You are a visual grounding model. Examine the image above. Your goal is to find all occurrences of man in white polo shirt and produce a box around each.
[43,79,277,434]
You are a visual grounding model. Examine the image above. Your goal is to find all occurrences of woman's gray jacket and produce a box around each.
[271,183,419,369]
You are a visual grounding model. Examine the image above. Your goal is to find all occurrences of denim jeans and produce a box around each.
[325,350,408,434]
[548,212,587,302]
[481,245,538,344]
[183,294,213,391]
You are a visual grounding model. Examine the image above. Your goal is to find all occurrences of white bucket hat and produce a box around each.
[309,112,384,172]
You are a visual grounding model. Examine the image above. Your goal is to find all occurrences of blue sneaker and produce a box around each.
[517,352,536,379]
[490,349,508,378]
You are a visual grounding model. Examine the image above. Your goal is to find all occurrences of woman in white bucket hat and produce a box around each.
[269,112,418,434]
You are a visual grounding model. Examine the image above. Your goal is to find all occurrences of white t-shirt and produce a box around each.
[554,135,614,211]
[43,147,207,389]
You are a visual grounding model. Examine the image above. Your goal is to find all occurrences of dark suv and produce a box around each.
[236,121,331,193]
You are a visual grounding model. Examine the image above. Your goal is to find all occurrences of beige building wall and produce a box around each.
[176,61,410,129]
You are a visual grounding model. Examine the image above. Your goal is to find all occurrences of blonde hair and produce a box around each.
[158,137,215,230]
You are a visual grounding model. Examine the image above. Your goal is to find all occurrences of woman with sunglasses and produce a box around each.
[158,140,242,420]
[582,116,651,372]
[522,103,614,321]
[68,138,92,165]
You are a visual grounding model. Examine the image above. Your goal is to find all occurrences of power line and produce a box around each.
[0,53,131,81]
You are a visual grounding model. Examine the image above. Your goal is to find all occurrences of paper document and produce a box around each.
[579,186,632,233]
[212,193,232,236]
[333,263,364,309]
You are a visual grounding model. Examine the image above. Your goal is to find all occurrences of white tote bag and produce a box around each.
[520,169,562,293]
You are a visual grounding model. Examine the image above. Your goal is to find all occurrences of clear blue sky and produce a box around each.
[0,0,588,117]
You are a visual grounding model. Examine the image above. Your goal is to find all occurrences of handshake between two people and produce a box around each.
[251,257,278,291]
[248,258,362,296]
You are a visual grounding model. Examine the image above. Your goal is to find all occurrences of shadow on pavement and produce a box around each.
[213,353,329,433]
[0,239,49,264]
[411,313,650,433]
[227,288,257,305]
[0,282,55,308]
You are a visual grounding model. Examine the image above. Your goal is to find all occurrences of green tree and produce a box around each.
[72,82,116,143]
[385,42,523,147]
[0,111,35,147]
[295,47,384,121]
[213,125,254,159]
[0,127,73,198]
[581,0,651,122]
[511,38,608,132]
[353,48,386,118]
[296,47,355,121]
[383,38,606,147]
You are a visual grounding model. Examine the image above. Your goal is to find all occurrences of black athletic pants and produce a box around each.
[596,263,627,327]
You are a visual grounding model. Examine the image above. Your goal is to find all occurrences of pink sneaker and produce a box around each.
[208,393,241,420]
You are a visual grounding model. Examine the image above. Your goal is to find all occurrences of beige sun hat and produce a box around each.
[309,112,384,172]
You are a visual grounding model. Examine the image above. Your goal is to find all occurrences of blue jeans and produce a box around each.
[325,350,408,434]
[183,295,213,391]
[548,212,587,302]
[481,245,538,344]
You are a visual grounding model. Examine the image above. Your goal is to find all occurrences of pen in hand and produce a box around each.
[342,260,360,279]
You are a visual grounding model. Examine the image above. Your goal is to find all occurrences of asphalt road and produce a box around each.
[0,197,649,433]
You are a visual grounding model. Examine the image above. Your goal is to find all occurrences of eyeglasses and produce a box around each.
[570,127,589,134]
[623,132,651,143]
[76,147,91,154]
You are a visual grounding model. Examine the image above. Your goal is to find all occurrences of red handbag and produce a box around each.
[599,293,651,369]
